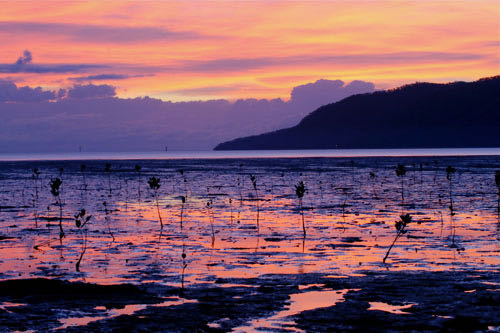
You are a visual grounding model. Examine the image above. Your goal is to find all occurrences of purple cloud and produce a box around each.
[179,52,485,73]
[15,50,33,65]
[65,83,116,99]
[0,50,107,74]
[0,78,374,151]
[0,79,56,102]
[0,21,210,43]
[68,73,154,82]
[291,79,375,108]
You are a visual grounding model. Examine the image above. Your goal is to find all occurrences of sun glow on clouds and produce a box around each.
[0,0,498,101]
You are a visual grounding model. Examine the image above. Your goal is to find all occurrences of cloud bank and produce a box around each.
[0,78,375,152]
[0,79,56,102]
[0,21,209,43]
[0,50,106,74]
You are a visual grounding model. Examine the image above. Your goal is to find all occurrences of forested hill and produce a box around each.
[214,76,500,150]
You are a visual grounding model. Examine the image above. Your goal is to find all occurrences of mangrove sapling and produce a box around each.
[295,181,306,237]
[102,201,115,241]
[135,164,142,202]
[50,178,64,239]
[105,163,112,197]
[395,164,407,206]
[383,213,416,263]
[180,195,186,230]
[229,198,233,226]
[238,163,244,206]
[446,166,456,215]
[148,176,163,229]
[369,171,377,199]
[80,164,87,205]
[446,166,457,246]
[181,245,187,291]
[206,200,215,246]
[495,170,500,217]
[32,168,40,226]
[250,175,259,230]
[74,208,92,272]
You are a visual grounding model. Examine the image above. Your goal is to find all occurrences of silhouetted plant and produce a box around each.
[148,176,163,229]
[229,198,233,225]
[80,164,87,189]
[32,168,40,226]
[250,175,259,230]
[180,195,186,230]
[105,163,112,196]
[74,208,92,272]
[383,213,415,263]
[369,171,377,199]
[446,166,457,245]
[135,164,142,201]
[181,244,187,291]
[395,164,406,205]
[206,200,215,246]
[496,170,500,217]
[179,169,188,196]
[102,201,115,241]
[446,166,456,215]
[238,163,244,206]
[50,177,64,239]
[295,181,306,237]
[79,164,87,206]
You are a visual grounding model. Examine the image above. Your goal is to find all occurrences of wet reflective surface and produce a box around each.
[0,155,499,330]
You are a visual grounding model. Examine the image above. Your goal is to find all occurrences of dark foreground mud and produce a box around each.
[1,270,499,332]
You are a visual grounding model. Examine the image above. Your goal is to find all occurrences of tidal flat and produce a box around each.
[0,155,499,332]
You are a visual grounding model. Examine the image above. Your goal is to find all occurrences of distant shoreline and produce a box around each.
[1,147,499,162]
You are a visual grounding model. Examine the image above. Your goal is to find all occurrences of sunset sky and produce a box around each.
[1,0,499,101]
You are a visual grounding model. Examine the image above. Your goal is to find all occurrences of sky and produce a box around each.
[0,0,498,102]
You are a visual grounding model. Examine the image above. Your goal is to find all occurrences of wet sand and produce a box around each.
[0,155,499,331]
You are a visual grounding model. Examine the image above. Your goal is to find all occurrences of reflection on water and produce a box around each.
[233,288,351,332]
[0,155,499,287]
[57,297,197,329]
[368,302,416,314]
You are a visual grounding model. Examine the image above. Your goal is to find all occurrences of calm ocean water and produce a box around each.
[0,148,499,161]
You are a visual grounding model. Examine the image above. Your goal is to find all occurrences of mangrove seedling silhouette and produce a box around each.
[32,168,40,226]
[229,198,233,225]
[250,175,259,230]
[180,195,186,230]
[206,200,215,246]
[446,166,456,215]
[102,201,115,241]
[105,163,112,196]
[395,164,407,205]
[74,208,91,272]
[446,166,457,246]
[148,176,163,229]
[135,164,142,201]
[383,213,414,263]
[179,169,189,196]
[50,177,64,239]
[496,170,500,217]
[295,181,306,237]
[181,247,187,291]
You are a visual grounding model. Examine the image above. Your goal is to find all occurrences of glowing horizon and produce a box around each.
[1,0,498,102]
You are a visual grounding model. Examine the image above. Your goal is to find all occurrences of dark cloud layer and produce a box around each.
[179,52,485,73]
[0,21,209,43]
[0,50,107,74]
[0,79,56,102]
[66,83,117,99]
[0,78,374,151]
[68,74,131,82]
